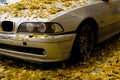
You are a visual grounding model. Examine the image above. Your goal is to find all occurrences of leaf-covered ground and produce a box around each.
[0,0,120,80]
[0,34,120,80]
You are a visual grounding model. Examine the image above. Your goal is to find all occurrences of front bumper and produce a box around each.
[0,33,76,62]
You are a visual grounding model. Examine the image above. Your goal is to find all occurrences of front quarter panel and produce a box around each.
[50,1,103,33]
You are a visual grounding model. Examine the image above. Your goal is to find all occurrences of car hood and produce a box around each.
[0,0,102,25]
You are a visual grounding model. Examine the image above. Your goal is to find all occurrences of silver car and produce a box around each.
[0,0,120,62]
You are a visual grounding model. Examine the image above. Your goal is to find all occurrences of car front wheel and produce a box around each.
[71,23,96,61]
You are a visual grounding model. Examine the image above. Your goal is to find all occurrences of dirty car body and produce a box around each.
[0,0,120,62]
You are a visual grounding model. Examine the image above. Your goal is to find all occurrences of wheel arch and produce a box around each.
[77,18,98,33]
[70,18,98,61]
[76,17,98,44]
[70,17,99,61]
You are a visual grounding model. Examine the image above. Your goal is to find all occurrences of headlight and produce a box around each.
[38,23,63,33]
[51,23,63,32]
[17,22,64,34]
[26,23,34,32]
[38,23,47,33]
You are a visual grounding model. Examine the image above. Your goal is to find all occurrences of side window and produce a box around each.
[103,0,112,3]
[103,0,108,2]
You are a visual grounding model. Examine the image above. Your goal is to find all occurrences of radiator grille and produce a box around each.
[2,21,14,32]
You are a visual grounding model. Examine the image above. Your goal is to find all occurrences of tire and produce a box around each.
[71,23,96,61]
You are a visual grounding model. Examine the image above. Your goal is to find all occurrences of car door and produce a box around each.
[97,0,115,42]
[111,0,120,34]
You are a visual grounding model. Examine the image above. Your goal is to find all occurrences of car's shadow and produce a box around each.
[0,33,120,71]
